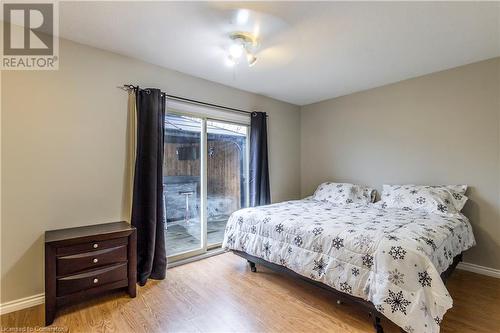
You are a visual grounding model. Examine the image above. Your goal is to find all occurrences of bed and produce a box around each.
[222,198,475,333]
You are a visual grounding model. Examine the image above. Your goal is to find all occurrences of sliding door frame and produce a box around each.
[166,106,250,263]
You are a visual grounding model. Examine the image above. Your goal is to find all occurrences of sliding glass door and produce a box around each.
[207,120,248,247]
[164,114,203,257]
[164,112,249,260]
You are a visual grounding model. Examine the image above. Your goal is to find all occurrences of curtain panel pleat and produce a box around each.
[249,111,271,206]
[131,87,167,285]
[123,91,136,219]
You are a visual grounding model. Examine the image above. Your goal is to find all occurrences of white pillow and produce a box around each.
[380,184,468,215]
[313,182,376,205]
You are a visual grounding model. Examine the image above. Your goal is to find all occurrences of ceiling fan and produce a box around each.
[222,8,288,68]
[227,31,259,67]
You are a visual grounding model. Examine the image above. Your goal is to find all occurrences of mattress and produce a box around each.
[222,199,475,333]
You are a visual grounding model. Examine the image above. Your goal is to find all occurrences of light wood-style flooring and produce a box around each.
[2,253,499,332]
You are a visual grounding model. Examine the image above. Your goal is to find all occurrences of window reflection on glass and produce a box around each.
[206,120,248,246]
[164,114,202,256]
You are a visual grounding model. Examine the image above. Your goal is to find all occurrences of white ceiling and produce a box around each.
[60,1,500,105]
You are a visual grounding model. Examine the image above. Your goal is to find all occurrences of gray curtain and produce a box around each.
[131,87,167,286]
[249,111,271,206]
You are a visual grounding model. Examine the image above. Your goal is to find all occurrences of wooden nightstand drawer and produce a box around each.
[57,263,128,296]
[57,245,127,276]
[56,237,128,256]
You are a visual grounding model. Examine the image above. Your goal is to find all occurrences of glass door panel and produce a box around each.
[206,120,248,246]
[164,114,202,256]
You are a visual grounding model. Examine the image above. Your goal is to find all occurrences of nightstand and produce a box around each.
[44,221,136,325]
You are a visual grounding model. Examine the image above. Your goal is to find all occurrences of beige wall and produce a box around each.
[1,39,301,303]
[301,58,500,270]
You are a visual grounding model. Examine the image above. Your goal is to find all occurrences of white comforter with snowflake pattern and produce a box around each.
[222,199,475,333]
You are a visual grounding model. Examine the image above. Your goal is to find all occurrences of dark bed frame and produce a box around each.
[232,250,463,333]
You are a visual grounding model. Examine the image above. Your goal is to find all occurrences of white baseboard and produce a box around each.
[0,293,44,315]
[457,262,500,278]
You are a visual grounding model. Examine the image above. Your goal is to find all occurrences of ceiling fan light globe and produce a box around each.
[229,43,244,60]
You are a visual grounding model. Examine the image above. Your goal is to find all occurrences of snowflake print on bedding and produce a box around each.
[275,223,284,233]
[416,197,426,205]
[389,246,407,260]
[340,282,352,294]
[403,326,415,333]
[353,234,374,250]
[279,257,287,266]
[312,226,323,236]
[419,236,438,250]
[384,290,411,315]
[437,204,448,213]
[263,241,271,258]
[312,257,327,277]
[226,235,235,247]
[445,248,453,260]
[393,194,405,205]
[362,254,374,268]
[293,235,303,247]
[352,267,360,277]
[332,236,344,250]
[312,243,323,252]
[443,247,451,259]
[388,269,405,286]
[418,271,432,287]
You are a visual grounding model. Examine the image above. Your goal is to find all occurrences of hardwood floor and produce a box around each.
[2,253,499,332]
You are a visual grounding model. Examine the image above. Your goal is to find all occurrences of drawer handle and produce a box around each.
[93,278,99,284]
[93,243,98,249]
[92,258,98,263]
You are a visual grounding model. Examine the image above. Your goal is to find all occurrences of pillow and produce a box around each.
[380,184,468,215]
[444,184,467,195]
[313,182,376,205]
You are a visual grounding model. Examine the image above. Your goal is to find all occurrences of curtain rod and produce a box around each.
[120,84,261,117]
